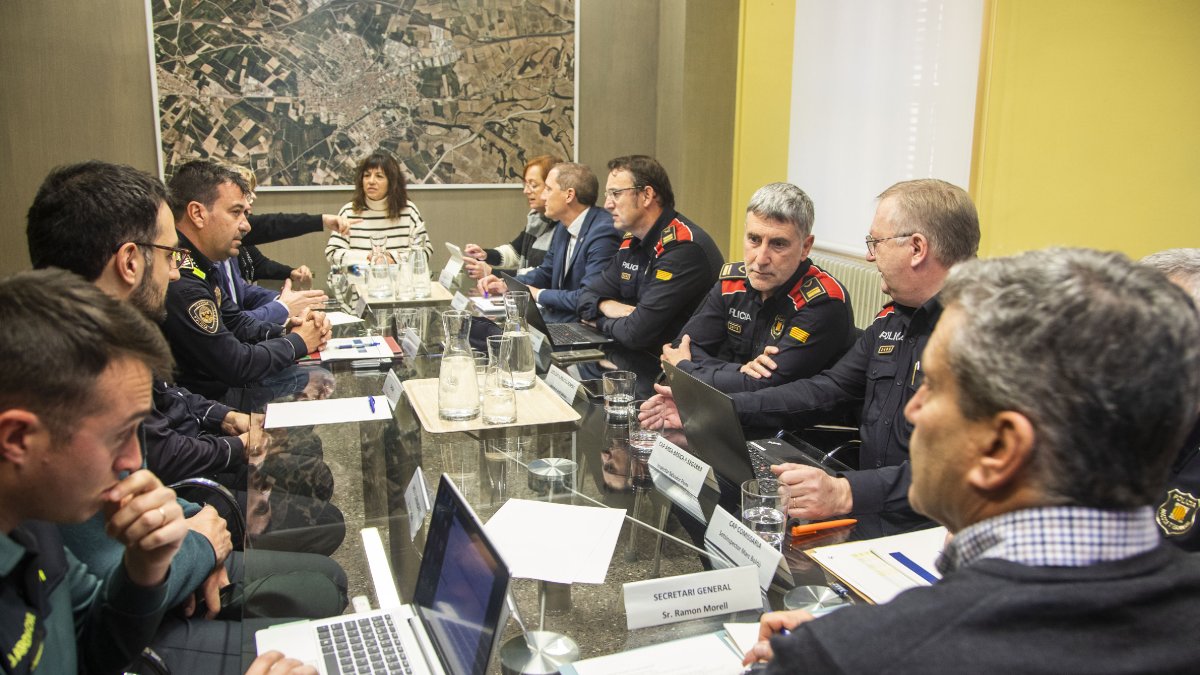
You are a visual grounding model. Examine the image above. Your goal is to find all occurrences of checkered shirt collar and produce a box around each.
[937,506,1160,574]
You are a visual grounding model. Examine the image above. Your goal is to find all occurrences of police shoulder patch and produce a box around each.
[770,316,784,340]
[1157,489,1199,537]
[719,261,747,280]
[188,299,220,334]
[655,269,673,281]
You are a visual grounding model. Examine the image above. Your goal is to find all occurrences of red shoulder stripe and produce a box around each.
[721,279,748,295]
[876,303,896,319]
[670,219,694,242]
[619,237,633,250]
[807,265,848,302]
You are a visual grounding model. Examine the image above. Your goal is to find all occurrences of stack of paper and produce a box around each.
[264,395,393,429]
[319,337,396,362]
[805,526,947,604]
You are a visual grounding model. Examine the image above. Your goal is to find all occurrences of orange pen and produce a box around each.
[791,518,857,537]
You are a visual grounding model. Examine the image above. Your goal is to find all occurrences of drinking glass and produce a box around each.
[482,335,517,424]
[741,478,786,547]
[602,371,636,422]
[627,399,662,459]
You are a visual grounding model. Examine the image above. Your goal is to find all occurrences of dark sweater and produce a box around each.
[768,545,1200,674]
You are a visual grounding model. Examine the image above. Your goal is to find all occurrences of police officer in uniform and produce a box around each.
[1141,248,1200,551]
[645,179,980,533]
[162,161,330,402]
[663,183,855,394]
[577,155,724,397]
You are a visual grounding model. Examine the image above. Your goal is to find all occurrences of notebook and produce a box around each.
[255,474,511,675]
[501,273,613,349]
[662,361,851,487]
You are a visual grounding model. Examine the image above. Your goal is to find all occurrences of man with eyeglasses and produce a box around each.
[644,179,979,532]
[577,155,724,396]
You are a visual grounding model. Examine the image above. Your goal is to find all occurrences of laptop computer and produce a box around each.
[501,273,613,349]
[662,361,850,487]
[256,474,511,675]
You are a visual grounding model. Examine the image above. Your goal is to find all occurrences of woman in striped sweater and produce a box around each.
[325,150,432,266]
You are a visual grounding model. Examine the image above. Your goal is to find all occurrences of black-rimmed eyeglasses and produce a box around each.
[865,233,913,256]
[132,242,188,270]
[604,185,643,201]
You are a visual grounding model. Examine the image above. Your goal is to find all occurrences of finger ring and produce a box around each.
[158,506,168,522]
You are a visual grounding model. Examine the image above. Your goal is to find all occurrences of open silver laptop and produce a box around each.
[256,475,511,675]
[501,273,613,349]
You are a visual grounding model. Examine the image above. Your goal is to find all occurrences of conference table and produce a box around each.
[237,279,872,672]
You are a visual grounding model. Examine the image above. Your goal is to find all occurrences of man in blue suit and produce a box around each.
[479,162,620,322]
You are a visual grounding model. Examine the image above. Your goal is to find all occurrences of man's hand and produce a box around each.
[741,609,814,665]
[183,564,231,619]
[476,274,507,298]
[639,383,682,429]
[186,504,233,566]
[598,299,636,319]
[464,257,491,280]
[463,243,487,261]
[103,470,186,587]
[322,214,361,236]
[288,309,331,352]
[222,411,250,435]
[662,334,694,366]
[279,279,327,317]
[246,651,317,675]
[740,345,781,379]
[771,463,854,519]
[288,265,314,289]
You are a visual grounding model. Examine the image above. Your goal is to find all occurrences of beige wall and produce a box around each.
[0,0,737,278]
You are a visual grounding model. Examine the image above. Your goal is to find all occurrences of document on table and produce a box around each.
[324,311,364,326]
[484,500,626,584]
[806,526,947,604]
[722,622,761,657]
[264,396,392,429]
[319,337,394,362]
[561,632,743,675]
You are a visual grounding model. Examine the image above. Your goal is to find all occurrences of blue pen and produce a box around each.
[367,396,376,413]
[335,341,381,349]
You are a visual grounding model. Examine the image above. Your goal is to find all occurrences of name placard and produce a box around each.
[451,292,470,311]
[352,294,368,318]
[544,365,580,404]
[623,566,761,630]
[399,328,421,359]
[704,507,785,591]
[438,259,462,290]
[383,370,403,410]
[404,467,431,541]
[528,327,546,354]
[648,437,712,497]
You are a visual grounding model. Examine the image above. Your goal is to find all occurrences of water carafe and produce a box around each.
[367,234,392,299]
[393,247,414,300]
[411,247,431,299]
[501,291,537,389]
[438,309,481,421]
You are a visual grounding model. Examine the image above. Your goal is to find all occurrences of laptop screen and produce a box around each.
[413,475,511,675]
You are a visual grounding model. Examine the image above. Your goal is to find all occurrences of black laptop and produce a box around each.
[501,273,614,349]
[662,361,850,486]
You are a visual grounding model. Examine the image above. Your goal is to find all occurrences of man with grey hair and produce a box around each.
[477,162,620,322]
[662,182,855,392]
[644,178,979,530]
[744,248,1200,673]
[1142,248,1200,551]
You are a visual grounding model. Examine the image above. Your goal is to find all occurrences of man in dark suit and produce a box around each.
[478,162,620,322]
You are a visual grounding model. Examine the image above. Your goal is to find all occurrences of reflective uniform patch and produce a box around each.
[727,321,742,334]
[655,269,673,281]
[877,344,895,355]
[789,327,810,343]
[188,299,220,334]
[621,272,632,280]
[1157,488,1199,537]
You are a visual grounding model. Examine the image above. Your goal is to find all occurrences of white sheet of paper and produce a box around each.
[264,396,391,428]
[320,337,393,362]
[806,526,947,604]
[564,632,742,675]
[484,500,626,584]
[325,311,364,326]
[722,622,761,657]
[623,565,761,630]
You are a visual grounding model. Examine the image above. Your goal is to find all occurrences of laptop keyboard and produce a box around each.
[547,322,595,345]
[317,614,413,674]
[746,443,776,482]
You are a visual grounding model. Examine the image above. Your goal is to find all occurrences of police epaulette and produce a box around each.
[719,261,747,280]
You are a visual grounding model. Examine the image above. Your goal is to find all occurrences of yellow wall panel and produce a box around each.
[973,0,1200,258]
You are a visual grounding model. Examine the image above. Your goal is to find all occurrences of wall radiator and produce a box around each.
[809,251,889,330]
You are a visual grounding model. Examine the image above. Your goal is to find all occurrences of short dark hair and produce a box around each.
[607,155,675,211]
[0,269,173,440]
[352,150,409,219]
[941,248,1200,507]
[551,162,599,207]
[26,161,168,281]
[167,160,250,222]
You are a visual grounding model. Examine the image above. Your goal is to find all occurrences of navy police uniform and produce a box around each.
[578,210,724,394]
[1157,419,1200,551]
[732,297,942,530]
[162,235,308,401]
[674,259,855,393]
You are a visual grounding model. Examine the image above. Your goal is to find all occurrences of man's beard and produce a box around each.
[130,272,166,323]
